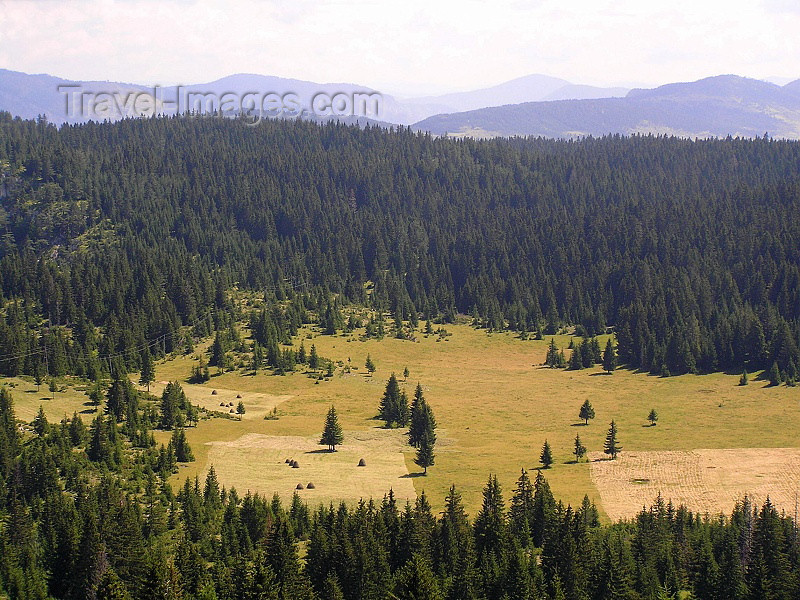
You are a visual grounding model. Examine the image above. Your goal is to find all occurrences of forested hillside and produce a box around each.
[0,113,798,378]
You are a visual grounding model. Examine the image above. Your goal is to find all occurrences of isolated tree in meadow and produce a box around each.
[414,430,435,475]
[579,399,595,425]
[236,401,246,417]
[139,348,155,393]
[602,338,617,373]
[573,433,587,462]
[365,354,376,373]
[540,440,553,469]
[409,383,436,448]
[403,366,410,380]
[49,378,57,400]
[379,373,408,427]
[739,369,748,386]
[604,420,621,460]
[319,406,344,451]
[647,408,659,426]
[309,344,319,370]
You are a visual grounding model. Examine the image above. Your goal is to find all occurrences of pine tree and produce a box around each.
[540,439,553,468]
[236,401,245,417]
[33,405,49,436]
[604,420,621,459]
[378,373,408,427]
[739,369,748,386]
[602,338,617,373]
[319,406,344,451]
[408,384,436,448]
[171,428,194,462]
[365,353,375,373]
[546,338,565,368]
[573,433,587,462]
[768,361,781,386]
[139,348,155,393]
[579,399,595,425]
[309,344,319,370]
[414,430,435,475]
[647,408,659,426]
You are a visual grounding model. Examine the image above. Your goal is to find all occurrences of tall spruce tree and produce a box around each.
[319,406,344,451]
[604,420,621,460]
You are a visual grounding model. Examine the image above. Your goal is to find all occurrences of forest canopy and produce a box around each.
[0,113,798,378]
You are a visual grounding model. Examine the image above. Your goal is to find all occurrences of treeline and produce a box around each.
[1,113,799,378]
[2,387,799,599]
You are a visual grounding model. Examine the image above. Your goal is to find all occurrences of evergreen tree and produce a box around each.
[309,344,319,370]
[604,420,621,459]
[378,373,408,427]
[139,348,155,393]
[739,369,748,386]
[319,406,344,451]
[602,338,617,373]
[573,433,587,462]
[540,439,553,469]
[579,399,595,425]
[365,353,375,373]
[474,475,506,558]
[409,383,436,448]
[414,430,435,475]
[171,428,195,462]
[768,361,781,386]
[647,408,659,426]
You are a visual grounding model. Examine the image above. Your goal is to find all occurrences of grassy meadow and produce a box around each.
[6,320,799,519]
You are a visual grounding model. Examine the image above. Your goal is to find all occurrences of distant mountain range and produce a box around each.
[1,68,800,139]
[415,75,800,139]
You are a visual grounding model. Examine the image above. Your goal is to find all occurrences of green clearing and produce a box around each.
[5,322,798,518]
[149,323,800,518]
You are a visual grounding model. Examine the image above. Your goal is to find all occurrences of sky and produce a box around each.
[1,0,799,96]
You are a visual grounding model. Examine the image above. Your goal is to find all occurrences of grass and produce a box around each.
[5,322,798,519]
[149,323,800,518]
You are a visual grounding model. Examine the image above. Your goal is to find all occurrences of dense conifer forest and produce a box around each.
[1,384,799,600]
[1,113,799,380]
[1,113,800,598]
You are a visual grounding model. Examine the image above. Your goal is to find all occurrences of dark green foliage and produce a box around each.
[365,353,375,373]
[160,381,190,429]
[139,348,155,392]
[579,399,595,425]
[408,383,436,448]
[602,338,617,373]
[604,420,621,459]
[319,406,344,451]
[540,439,553,468]
[647,409,659,426]
[739,369,748,386]
[171,428,194,462]
[378,373,409,427]
[414,430,436,475]
[0,116,799,384]
[1,379,800,600]
[574,433,587,461]
[545,338,566,368]
[769,361,782,386]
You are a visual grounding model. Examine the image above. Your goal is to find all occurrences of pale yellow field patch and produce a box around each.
[1,377,98,422]
[205,427,418,507]
[147,380,292,420]
[590,448,800,521]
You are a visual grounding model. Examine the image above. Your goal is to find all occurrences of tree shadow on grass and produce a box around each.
[400,472,427,478]
[304,449,335,454]
[570,422,589,427]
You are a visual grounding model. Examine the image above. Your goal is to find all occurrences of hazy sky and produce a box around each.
[1,0,799,95]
